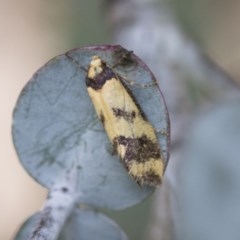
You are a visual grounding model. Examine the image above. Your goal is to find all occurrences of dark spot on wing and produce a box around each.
[112,108,136,123]
[99,112,105,124]
[113,135,161,164]
[86,62,116,90]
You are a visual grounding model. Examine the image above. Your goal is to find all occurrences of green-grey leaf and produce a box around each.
[12,45,169,209]
[177,102,240,240]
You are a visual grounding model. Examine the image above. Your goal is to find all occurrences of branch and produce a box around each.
[28,172,78,240]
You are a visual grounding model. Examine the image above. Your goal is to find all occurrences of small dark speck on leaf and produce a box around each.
[61,187,69,193]
[77,165,82,170]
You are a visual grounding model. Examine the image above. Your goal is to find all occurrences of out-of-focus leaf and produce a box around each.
[176,102,240,240]
[12,45,169,209]
[14,208,128,240]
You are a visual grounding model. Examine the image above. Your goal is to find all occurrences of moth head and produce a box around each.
[88,55,104,79]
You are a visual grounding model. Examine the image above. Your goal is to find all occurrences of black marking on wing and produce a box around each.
[113,135,161,163]
[112,108,136,123]
[86,62,115,90]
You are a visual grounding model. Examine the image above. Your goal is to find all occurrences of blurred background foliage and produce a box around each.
[172,0,240,80]
[1,0,240,240]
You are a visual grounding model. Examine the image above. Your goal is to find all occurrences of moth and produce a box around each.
[86,55,164,186]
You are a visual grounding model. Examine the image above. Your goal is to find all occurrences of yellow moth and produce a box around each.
[86,55,164,186]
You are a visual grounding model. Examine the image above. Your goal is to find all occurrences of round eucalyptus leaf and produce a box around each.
[14,208,128,240]
[12,45,170,209]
